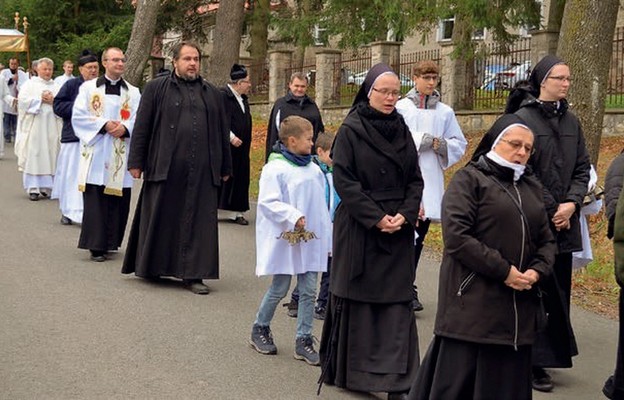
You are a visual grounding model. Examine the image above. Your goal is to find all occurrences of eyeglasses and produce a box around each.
[547,76,572,83]
[499,138,535,155]
[419,74,439,81]
[372,88,401,98]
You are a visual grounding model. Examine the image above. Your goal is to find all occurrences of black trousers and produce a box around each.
[78,184,131,252]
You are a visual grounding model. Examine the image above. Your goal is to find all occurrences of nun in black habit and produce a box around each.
[408,115,555,400]
[505,55,590,392]
[318,64,423,400]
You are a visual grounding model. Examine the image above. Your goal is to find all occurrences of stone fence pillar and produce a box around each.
[268,50,293,103]
[315,50,342,108]
[530,30,560,66]
[370,41,402,72]
[439,42,458,108]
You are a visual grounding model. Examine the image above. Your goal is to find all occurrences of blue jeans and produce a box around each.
[254,272,318,338]
[290,256,331,309]
[3,113,16,141]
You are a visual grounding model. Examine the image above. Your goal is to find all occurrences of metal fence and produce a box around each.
[336,47,372,105]
[608,27,624,108]
[247,61,269,103]
[471,38,532,110]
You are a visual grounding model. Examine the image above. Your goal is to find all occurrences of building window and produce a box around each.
[438,17,454,41]
[313,24,327,46]
[437,17,486,41]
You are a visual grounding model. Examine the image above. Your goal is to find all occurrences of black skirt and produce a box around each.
[408,336,532,400]
[319,294,419,394]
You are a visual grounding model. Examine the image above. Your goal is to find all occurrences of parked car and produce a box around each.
[493,61,531,90]
[348,70,413,87]
[480,64,508,90]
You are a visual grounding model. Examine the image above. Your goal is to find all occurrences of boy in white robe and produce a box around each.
[396,60,467,311]
[250,116,331,366]
[14,58,62,200]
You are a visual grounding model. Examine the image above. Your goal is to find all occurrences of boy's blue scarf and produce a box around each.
[273,142,312,166]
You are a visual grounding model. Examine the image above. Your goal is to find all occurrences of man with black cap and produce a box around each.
[218,64,252,225]
[122,41,232,295]
[52,50,100,225]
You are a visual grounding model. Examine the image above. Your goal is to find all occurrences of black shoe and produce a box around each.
[183,279,210,295]
[294,335,319,366]
[603,375,615,399]
[29,193,39,201]
[412,287,424,311]
[60,215,72,225]
[387,392,409,400]
[250,324,277,355]
[532,367,554,392]
[313,306,326,320]
[40,191,49,199]
[233,216,249,225]
[283,299,298,318]
[90,250,106,262]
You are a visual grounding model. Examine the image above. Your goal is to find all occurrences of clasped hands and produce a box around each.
[104,120,126,138]
[41,90,54,104]
[505,266,539,291]
[376,213,406,234]
[552,202,576,231]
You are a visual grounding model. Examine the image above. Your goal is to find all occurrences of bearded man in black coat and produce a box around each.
[122,42,232,295]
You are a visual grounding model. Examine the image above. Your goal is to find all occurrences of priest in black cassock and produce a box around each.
[218,64,253,225]
[122,42,232,295]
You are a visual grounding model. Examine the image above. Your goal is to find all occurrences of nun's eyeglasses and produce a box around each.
[548,76,573,83]
[499,138,535,155]
[372,88,401,98]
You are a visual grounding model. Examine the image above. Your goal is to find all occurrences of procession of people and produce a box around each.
[1,46,622,399]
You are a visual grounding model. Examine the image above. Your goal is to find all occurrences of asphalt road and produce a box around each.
[0,144,619,400]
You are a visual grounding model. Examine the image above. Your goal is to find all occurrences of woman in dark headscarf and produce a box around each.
[408,114,556,400]
[318,63,423,400]
[506,54,590,392]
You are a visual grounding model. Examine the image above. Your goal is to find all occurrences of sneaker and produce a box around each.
[294,335,319,366]
[283,299,298,318]
[313,306,326,320]
[250,325,277,355]
[412,286,424,312]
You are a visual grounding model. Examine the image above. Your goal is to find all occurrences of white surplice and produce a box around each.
[255,156,332,276]
[71,78,140,190]
[396,98,467,220]
[51,141,83,222]
[14,77,62,190]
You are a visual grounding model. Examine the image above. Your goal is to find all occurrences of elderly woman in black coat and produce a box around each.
[408,114,556,400]
[318,63,423,400]
[506,54,591,392]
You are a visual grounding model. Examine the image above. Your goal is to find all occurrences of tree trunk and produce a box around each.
[248,0,270,92]
[450,13,476,110]
[205,0,246,86]
[557,0,619,166]
[124,0,160,87]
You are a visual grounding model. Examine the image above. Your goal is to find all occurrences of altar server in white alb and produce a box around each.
[396,60,467,311]
[14,58,63,201]
[0,78,11,159]
[72,47,140,262]
[51,50,100,225]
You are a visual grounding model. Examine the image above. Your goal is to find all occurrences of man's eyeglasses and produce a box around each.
[499,138,535,155]
[372,88,401,99]
[418,74,439,81]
